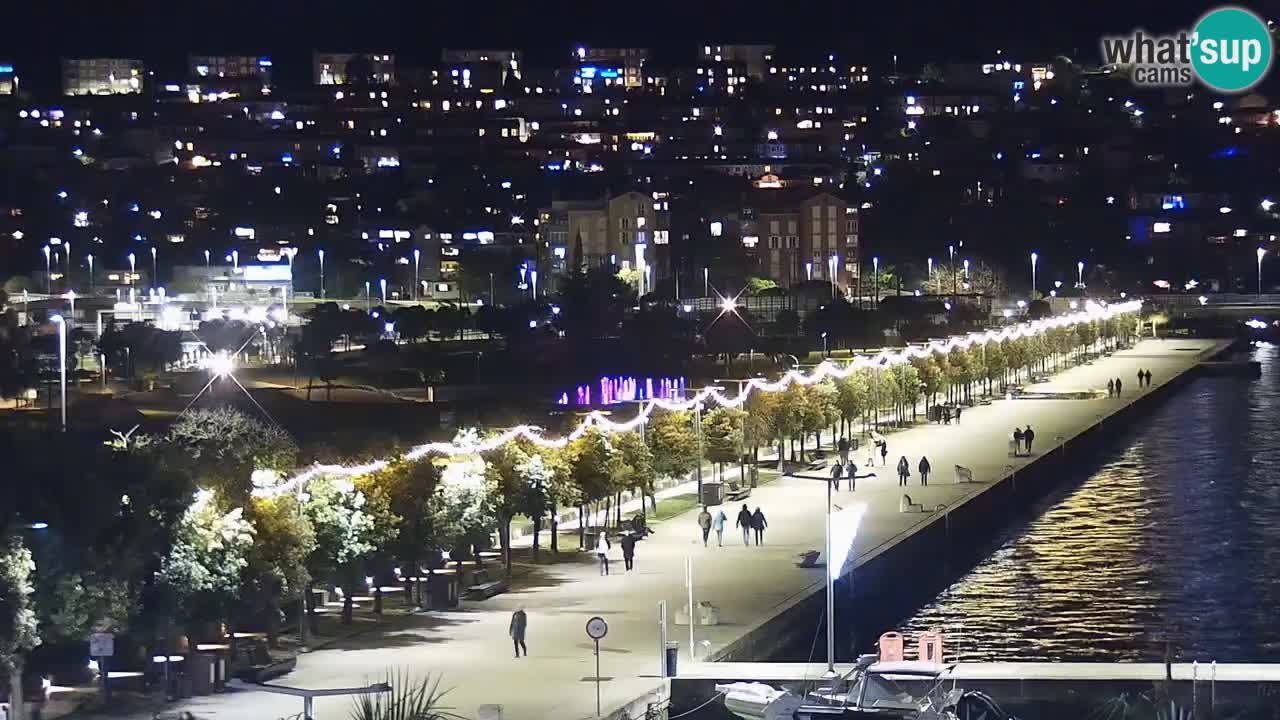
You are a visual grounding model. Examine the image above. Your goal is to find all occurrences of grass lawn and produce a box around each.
[650,492,702,522]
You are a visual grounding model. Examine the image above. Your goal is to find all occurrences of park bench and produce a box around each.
[466,579,509,600]
[725,481,751,501]
[796,550,821,568]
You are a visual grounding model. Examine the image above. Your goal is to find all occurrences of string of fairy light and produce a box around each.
[253,299,1142,498]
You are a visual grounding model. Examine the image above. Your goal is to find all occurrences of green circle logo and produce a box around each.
[1191,6,1273,93]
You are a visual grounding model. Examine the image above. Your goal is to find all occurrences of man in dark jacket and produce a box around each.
[751,507,768,545]
[736,504,753,546]
[510,607,528,657]
[837,436,850,466]
[918,456,932,486]
[1024,425,1036,453]
[620,533,637,571]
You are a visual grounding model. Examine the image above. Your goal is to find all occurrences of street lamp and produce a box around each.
[828,254,839,298]
[413,249,420,301]
[318,249,326,299]
[1077,260,1085,288]
[379,277,387,306]
[232,249,239,271]
[872,256,880,309]
[806,262,813,282]
[927,257,933,292]
[204,249,210,270]
[43,245,51,293]
[821,331,828,357]
[127,252,136,288]
[65,241,72,283]
[365,281,371,311]
[87,254,94,290]
[963,258,970,281]
[1258,247,1267,297]
[1030,251,1039,297]
[50,314,67,432]
[949,244,957,299]
[151,246,158,288]
[703,267,709,297]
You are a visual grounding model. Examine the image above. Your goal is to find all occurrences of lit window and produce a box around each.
[1153,222,1172,233]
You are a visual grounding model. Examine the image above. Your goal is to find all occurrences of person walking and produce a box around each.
[736,504,753,546]
[943,406,951,425]
[697,506,712,547]
[919,456,932,486]
[954,405,962,423]
[713,508,727,547]
[1013,427,1025,457]
[879,440,889,467]
[846,460,858,492]
[751,507,768,545]
[838,436,850,466]
[621,533,637,572]
[510,607,528,658]
[1115,377,1122,396]
[1136,370,1144,390]
[1024,425,1036,454]
[595,532,611,575]
[1107,378,1115,397]
[896,456,910,487]
[830,462,844,492]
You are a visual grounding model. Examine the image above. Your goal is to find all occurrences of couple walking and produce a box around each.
[1106,378,1124,397]
[1136,369,1153,388]
[594,531,639,575]
[697,506,728,546]
[896,456,932,486]
[1012,425,1036,455]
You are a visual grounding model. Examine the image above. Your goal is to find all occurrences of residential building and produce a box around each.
[0,62,16,94]
[700,44,775,80]
[313,52,395,85]
[61,58,145,95]
[189,55,274,87]
[574,46,648,88]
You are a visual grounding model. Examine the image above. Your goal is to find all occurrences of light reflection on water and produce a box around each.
[901,344,1280,661]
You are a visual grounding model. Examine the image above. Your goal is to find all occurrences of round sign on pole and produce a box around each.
[586,616,609,640]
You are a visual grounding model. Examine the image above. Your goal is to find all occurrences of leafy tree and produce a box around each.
[0,535,39,716]
[742,391,777,469]
[167,408,298,503]
[802,383,839,453]
[155,491,256,629]
[566,429,615,546]
[304,477,397,624]
[430,457,496,568]
[911,357,945,413]
[702,408,745,483]
[648,410,699,484]
[609,432,656,522]
[834,370,870,437]
[891,364,922,422]
[366,459,439,606]
[240,496,314,646]
[744,277,779,295]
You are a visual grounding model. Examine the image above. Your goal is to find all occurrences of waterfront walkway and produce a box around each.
[103,339,1226,720]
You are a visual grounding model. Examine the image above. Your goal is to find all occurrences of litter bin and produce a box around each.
[699,481,724,506]
[426,573,459,610]
[664,642,679,678]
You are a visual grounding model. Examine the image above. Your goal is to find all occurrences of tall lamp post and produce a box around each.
[927,257,933,293]
[318,249,326,299]
[204,248,210,270]
[87,254,94,290]
[151,246,158,288]
[379,278,387,306]
[51,314,67,432]
[949,244,957,301]
[127,251,136,286]
[872,256,880,309]
[43,245,51,293]
[413,249,420,301]
[703,267,709,297]
[1030,251,1039,298]
[65,241,72,285]
[1077,260,1085,289]
[1258,247,1267,297]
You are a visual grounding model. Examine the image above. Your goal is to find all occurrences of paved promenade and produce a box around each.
[99,339,1225,720]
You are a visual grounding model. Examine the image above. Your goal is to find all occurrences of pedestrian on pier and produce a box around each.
[621,533,637,571]
[1013,427,1025,456]
[954,405,962,423]
[830,462,844,491]
[510,607,528,658]
[1107,379,1114,397]
[880,441,889,467]
[943,406,952,424]
[1115,377,1123,396]
[595,532,611,575]
[713,508,727,547]
[750,507,768,545]
[847,461,858,492]
[919,456,932,486]
[1144,369,1153,387]
[736,504,753,546]
[697,507,713,547]
[1136,370,1144,390]
[1024,425,1036,454]
[838,436,850,466]
[896,456,910,486]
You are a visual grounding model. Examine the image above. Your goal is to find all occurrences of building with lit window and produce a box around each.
[441,49,523,83]
[573,47,648,88]
[740,191,857,289]
[61,58,145,95]
[313,52,395,85]
[189,55,274,87]
[700,44,775,80]
[0,62,16,94]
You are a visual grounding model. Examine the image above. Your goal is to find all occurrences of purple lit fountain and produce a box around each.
[556,376,687,406]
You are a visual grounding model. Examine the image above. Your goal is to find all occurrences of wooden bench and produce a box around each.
[465,580,508,600]
[725,482,751,501]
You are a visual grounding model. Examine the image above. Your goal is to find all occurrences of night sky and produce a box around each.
[1,0,1271,92]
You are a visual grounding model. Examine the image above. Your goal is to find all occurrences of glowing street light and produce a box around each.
[963,258,970,280]
[1258,247,1267,297]
[43,245,52,293]
[87,254,94,290]
[232,249,240,271]
[720,296,738,313]
[948,244,957,298]
[151,246,158,287]
[318,249,326,299]
[703,267,709,297]
[1030,251,1039,296]
[204,249,210,269]
[872,256,880,308]
[927,257,933,290]
[50,314,67,431]
[806,262,813,282]
[203,351,235,378]
[379,277,387,306]
[413,249,421,301]
[365,281,372,311]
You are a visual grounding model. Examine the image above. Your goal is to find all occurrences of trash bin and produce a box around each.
[699,481,724,506]
[188,653,214,696]
[427,573,459,610]
[664,642,679,677]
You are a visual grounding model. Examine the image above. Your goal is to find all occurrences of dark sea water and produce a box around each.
[899,343,1280,662]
